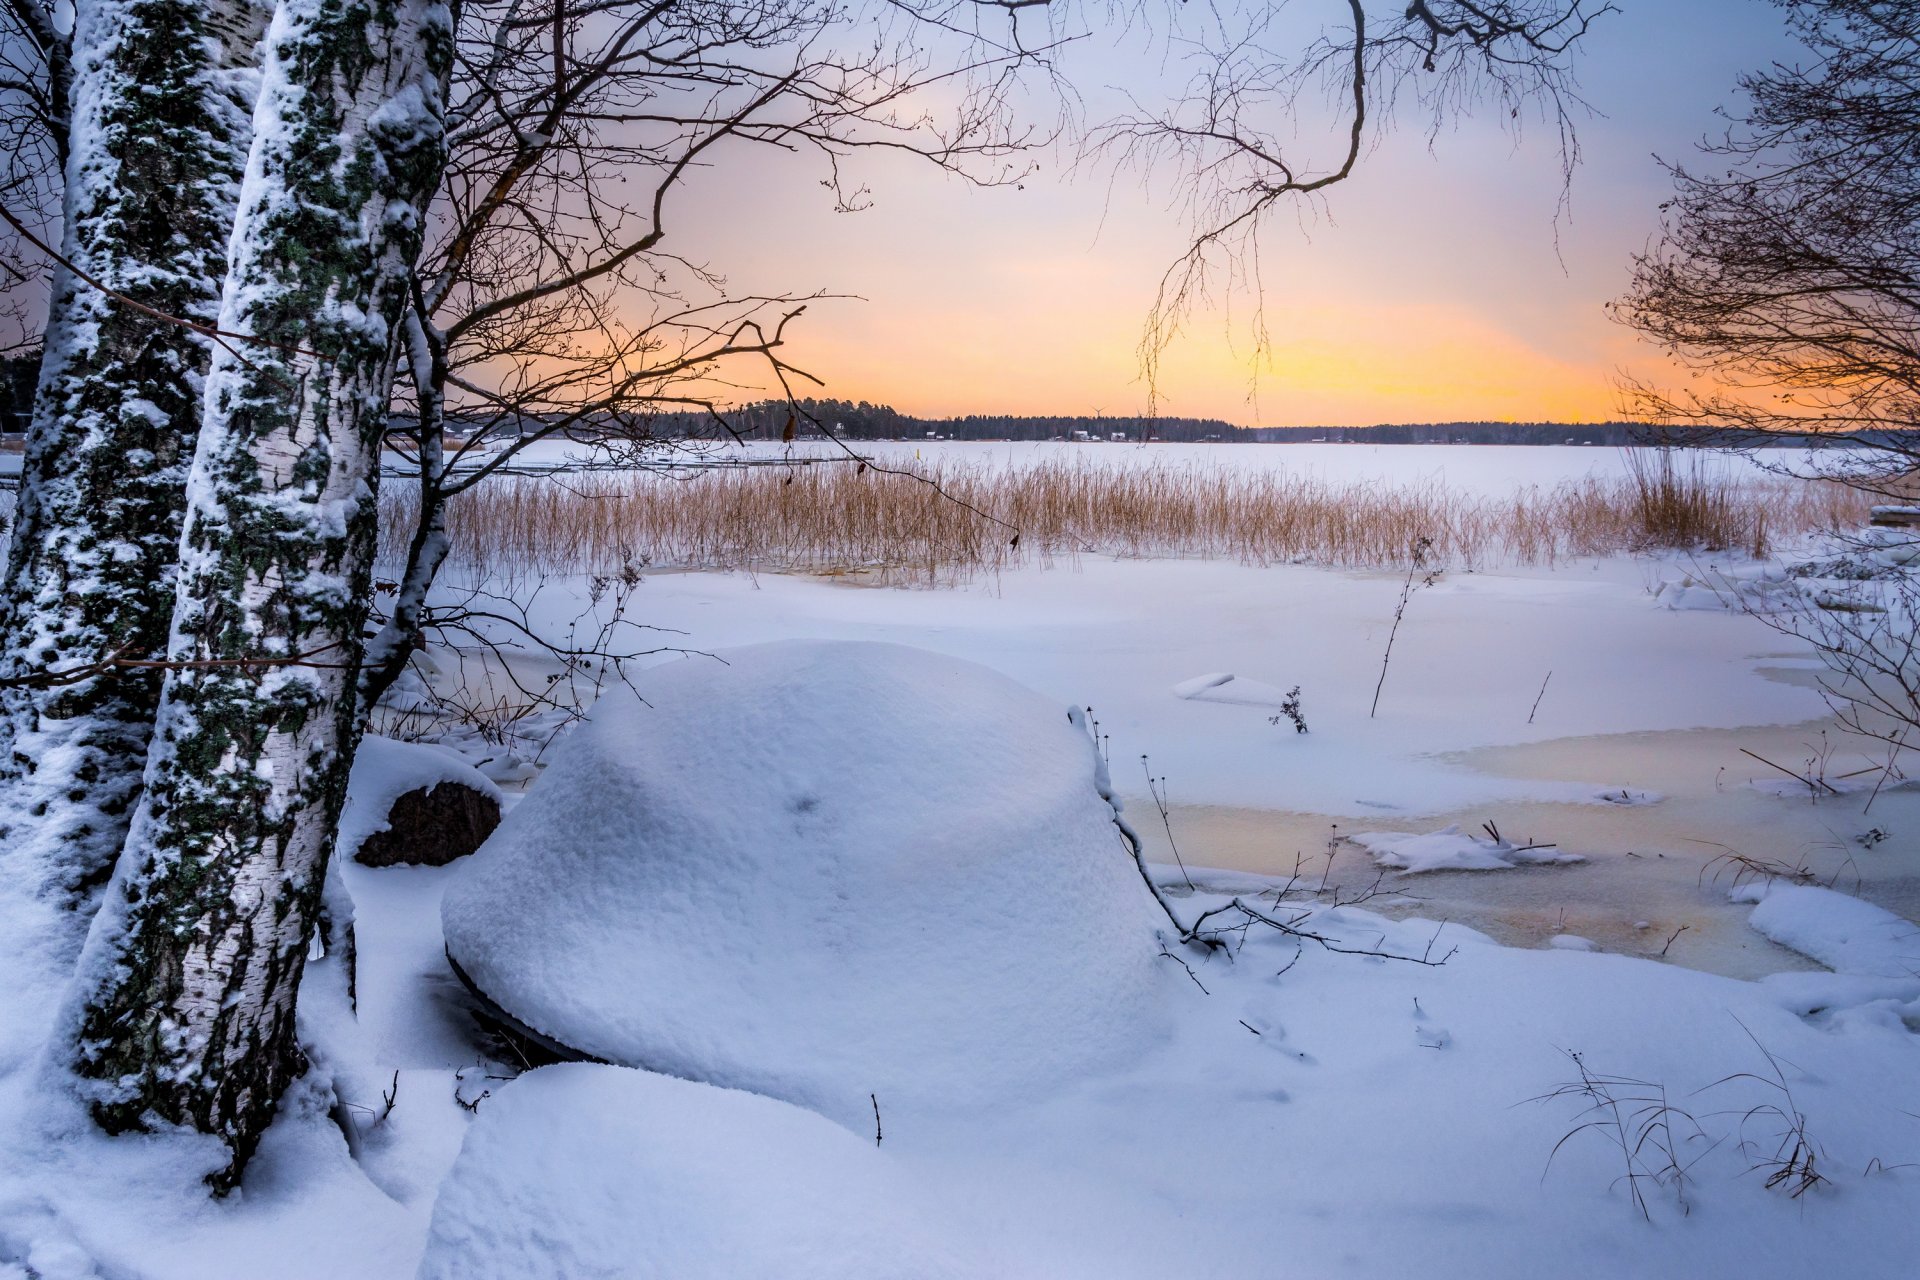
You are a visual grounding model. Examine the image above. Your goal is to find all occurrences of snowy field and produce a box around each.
[3,444,1918,1278]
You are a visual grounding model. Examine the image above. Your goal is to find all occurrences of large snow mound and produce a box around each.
[417,1064,988,1280]
[440,641,1171,1128]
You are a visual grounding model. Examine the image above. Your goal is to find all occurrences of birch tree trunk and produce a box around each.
[0,0,266,1068]
[69,0,452,1185]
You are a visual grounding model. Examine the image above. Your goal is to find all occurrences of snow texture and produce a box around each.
[1739,884,1920,978]
[442,641,1171,1128]
[1654,566,1805,613]
[1170,671,1294,706]
[1350,823,1585,873]
[337,736,503,863]
[416,1064,985,1280]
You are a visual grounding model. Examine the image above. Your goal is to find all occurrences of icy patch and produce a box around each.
[1737,884,1920,979]
[1547,934,1598,952]
[440,641,1171,1129]
[417,1065,986,1280]
[1170,672,1294,707]
[1351,824,1584,873]
[337,737,503,864]
[1747,771,1918,802]
[1593,787,1662,806]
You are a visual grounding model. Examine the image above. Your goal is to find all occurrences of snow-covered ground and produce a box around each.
[2,446,1917,1278]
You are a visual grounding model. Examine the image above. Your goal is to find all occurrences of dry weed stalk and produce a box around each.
[1534,1050,1719,1220]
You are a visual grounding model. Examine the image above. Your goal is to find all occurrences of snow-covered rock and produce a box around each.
[440,641,1171,1129]
[353,781,499,868]
[339,737,504,866]
[416,1064,987,1280]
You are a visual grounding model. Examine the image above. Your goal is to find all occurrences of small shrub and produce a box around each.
[1269,685,1309,734]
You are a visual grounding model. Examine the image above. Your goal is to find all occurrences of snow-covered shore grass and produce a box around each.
[378,451,1872,582]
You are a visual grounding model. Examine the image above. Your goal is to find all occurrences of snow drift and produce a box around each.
[1351,823,1584,873]
[1170,671,1294,707]
[1738,883,1920,978]
[440,641,1171,1129]
[416,1064,987,1280]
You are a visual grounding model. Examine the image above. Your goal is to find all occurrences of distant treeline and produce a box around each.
[1,365,1887,451]
[641,398,1855,448]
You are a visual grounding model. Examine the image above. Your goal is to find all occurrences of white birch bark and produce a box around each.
[68,0,452,1185]
[0,0,267,1072]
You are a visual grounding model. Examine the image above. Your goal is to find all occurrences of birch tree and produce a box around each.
[68,0,452,1184]
[0,0,266,1065]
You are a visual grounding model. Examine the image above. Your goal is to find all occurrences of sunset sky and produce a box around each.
[673,1,1792,427]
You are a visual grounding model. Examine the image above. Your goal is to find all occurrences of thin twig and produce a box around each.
[1142,755,1195,891]
[1740,747,1840,796]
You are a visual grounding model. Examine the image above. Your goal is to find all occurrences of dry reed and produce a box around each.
[379,454,1875,585]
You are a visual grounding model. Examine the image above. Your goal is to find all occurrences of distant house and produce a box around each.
[1110,431,1127,442]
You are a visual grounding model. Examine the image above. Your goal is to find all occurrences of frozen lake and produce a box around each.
[760,439,1668,490]
[489,437,1795,495]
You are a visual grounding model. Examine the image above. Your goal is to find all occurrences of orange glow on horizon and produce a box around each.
[780,296,1641,428]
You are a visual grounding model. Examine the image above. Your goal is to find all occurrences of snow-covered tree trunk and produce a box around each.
[0,0,266,1064]
[69,0,452,1184]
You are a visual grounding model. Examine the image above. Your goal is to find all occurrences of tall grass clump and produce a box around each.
[379,453,1872,585]
[1623,448,1768,556]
